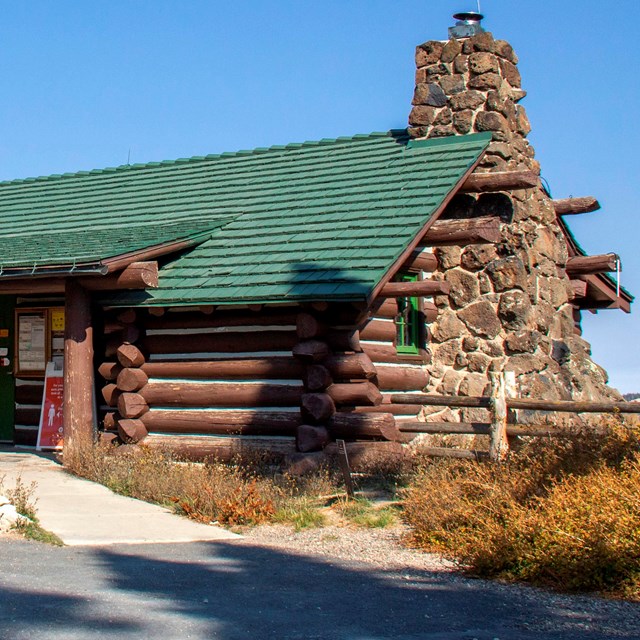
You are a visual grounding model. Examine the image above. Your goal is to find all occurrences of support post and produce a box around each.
[63,279,95,459]
[488,371,509,462]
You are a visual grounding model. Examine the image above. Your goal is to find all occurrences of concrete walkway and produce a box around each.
[0,450,239,545]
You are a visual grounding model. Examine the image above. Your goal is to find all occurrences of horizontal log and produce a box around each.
[391,393,490,408]
[81,261,158,291]
[292,340,330,363]
[360,319,396,342]
[117,392,149,419]
[420,215,501,247]
[570,279,588,299]
[328,412,402,442]
[15,407,40,426]
[141,357,305,380]
[296,312,327,340]
[139,381,303,408]
[296,425,330,453]
[117,343,146,368]
[392,393,640,415]
[370,299,437,323]
[460,170,538,193]
[361,342,430,364]
[325,329,361,352]
[566,254,619,275]
[553,196,600,216]
[301,393,336,424]
[143,308,298,331]
[15,384,44,405]
[399,421,597,438]
[141,331,297,355]
[375,365,429,391]
[402,249,438,273]
[508,398,640,414]
[324,352,377,380]
[327,382,382,407]
[103,412,118,431]
[379,280,450,298]
[355,404,423,415]
[303,364,333,391]
[98,362,123,382]
[101,384,121,408]
[117,368,149,392]
[142,434,297,462]
[117,418,149,443]
[399,421,490,434]
[140,409,301,436]
[117,310,137,324]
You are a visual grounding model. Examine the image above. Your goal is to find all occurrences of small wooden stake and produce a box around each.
[335,439,355,497]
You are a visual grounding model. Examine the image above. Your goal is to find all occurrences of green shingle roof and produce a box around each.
[0,130,490,303]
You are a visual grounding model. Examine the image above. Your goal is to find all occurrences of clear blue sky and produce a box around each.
[1,1,638,392]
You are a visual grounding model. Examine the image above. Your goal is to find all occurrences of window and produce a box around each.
[395,274,420,354]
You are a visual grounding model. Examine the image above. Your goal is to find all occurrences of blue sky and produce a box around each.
[1,1,638,392]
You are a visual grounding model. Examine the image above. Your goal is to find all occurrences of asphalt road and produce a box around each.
[1,538,639,640]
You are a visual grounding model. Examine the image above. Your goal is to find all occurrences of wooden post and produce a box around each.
[488,372,509,462]
[63,279,95,458]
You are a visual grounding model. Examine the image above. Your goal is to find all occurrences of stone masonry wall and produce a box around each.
[407,31,620,423]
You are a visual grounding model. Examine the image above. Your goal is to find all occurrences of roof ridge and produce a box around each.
[0,130,405,188]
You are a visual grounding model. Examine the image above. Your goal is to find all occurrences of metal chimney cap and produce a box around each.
[449,10,485,39]
[452,11,484,23]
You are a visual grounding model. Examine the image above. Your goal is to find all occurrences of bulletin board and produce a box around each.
[14,309,48,377]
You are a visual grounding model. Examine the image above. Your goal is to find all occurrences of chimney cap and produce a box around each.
[452,11,484,22]
[449,10,485,39]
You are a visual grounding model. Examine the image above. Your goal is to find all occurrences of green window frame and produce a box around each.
[395,274,420,355]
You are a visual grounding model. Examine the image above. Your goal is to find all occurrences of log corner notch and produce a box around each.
[552,196,600,216]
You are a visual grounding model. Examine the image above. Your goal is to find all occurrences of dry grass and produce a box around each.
[402,418,640,599]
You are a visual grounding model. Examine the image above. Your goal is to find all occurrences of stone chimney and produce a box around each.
[408,30,537,176]
[407,26,622,420]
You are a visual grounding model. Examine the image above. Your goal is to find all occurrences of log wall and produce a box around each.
[97,295,436,463]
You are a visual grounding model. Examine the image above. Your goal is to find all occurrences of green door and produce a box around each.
[0,297,15,442]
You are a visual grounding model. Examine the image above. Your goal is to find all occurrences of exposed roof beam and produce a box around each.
[567,253,619,276]
[419,215,501,247]
[553,196,600,216]
[379,280,450,298]
[460,170,538,193]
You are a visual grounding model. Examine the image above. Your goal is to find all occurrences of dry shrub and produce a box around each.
[64,441,337,528]
[403,418,640,598]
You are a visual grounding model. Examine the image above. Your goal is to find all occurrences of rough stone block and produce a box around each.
[431,310,466,343]
[445,268,480,308]
[441,38,462,63]
[516,105,532,135]
[494,39,518,64]
[412,82,447,107]
[500,59,521,87]
[470,31,496,53]
[458,300,502,338]
[469,52,500,75]
[475,110,509,133]
[416,41,445,67]
[449,90,485,111]
[467,72,503,91]
[453,109,474,134]
[439,74,465,95]
[453,54,468,74]
[408,105,436,126]
[461,244,498,271]
[498,290,533,331]
[486,256,528,292]
[505,330,542,354]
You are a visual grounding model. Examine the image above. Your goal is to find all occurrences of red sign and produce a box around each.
[37,363,64,450]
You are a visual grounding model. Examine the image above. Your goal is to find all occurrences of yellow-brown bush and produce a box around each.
[403,419,640,599]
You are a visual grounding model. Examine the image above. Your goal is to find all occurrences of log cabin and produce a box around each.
[0,13,633,465]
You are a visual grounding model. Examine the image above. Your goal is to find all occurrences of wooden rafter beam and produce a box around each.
[379,280,450,298]
[419,215,501,247]
[80,261,159,291]
[460,170,538,193]
[570,279,587,299]
[567,253,619,276]
[401,249,438,272]
[553,196,600,216]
